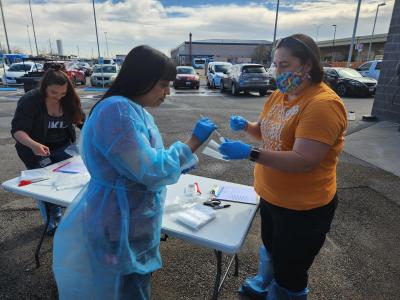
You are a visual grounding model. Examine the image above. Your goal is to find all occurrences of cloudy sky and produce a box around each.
[1,0,395,58]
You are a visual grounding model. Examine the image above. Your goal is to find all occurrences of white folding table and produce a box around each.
[2,158,259,299]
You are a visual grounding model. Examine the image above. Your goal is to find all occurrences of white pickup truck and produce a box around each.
[357,60,382,80]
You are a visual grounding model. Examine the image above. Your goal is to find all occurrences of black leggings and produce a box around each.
[260,194,338,292]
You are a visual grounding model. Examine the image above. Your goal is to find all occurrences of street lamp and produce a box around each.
[271,0,280,63]
[26,25,33,55]
[347,0,362,67]
[331,24,337,62]
[367,2,386,61]
[313,24,324,42]
[0,0,11,53]
[104,31,110,58]
[28,0,39,56]
[92,0,101,61]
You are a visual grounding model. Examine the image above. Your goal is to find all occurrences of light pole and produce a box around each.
[347,0,362,67]
[92,0,101,61]
[367,2,386,61]
[331,24,337,62]
[313,24,324,42]
[0,0,10,53]
[26,25,33,55]
[271,0,280,63]
[28,0,39,56]
[104,31,109,58]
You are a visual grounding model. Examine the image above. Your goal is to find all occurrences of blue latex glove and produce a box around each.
[192,117,217,143]
[230,115,248,131]
[219,140,252,160]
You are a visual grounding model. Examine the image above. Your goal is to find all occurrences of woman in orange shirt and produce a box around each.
[219,34,347,299]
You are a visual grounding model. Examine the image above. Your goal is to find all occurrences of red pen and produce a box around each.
[194,182,201,194]
[18,178,49,187]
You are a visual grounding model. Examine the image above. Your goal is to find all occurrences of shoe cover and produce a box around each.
[266,279,309,300]
[238,245,273,297]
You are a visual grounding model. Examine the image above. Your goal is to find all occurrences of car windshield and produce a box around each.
[195,59,205,64]
[177,68,195,74]
[8,64,32,72]
[94,66,117,73]
[338,68,363,78]
[215,65,230,73]
[242,66,266,73]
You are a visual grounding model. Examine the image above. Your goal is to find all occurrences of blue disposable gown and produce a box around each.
[53,96,198,299]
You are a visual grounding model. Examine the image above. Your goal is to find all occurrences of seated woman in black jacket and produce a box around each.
[11,66,85,233]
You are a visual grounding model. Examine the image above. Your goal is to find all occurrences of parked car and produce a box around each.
[76,62,93,77]
[43,61,86,86]
[90,64,119,87]
[220,63,272,96]
[3,62,43,85]
[173,66,200,89]
[356,60,382,80]
[206,62,232,89]
[323,67,377,97]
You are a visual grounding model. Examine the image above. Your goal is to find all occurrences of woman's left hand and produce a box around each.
[219,140,252,160]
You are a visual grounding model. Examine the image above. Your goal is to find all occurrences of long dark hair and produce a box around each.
[90,45,176,115]
[39,68,84,125]
[276,34,324,83]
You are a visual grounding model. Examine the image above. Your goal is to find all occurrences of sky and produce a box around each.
[0,0,395,58]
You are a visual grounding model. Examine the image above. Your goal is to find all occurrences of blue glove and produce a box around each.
[192,117,217,143]
[219,140,252,160]
[230,115,248,131]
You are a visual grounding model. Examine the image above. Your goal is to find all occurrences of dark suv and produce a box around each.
[220,63,273,96]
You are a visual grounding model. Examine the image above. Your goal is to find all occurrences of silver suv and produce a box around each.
[220,63,272,96]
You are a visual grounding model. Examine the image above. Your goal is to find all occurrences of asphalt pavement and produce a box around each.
[0,86,399,300]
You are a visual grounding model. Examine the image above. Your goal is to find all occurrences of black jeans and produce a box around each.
[260,194,338,292]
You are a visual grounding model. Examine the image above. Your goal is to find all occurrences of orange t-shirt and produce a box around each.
[254,82,348,210]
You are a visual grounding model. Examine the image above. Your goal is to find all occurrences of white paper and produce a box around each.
[216,185,258,205]
[202,146,229,161]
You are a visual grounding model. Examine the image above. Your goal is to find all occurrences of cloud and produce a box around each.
[0,0,394,57]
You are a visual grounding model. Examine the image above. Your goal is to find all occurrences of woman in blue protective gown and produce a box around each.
[52,45,217,300]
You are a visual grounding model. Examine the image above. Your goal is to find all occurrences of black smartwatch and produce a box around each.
[249,147,261,162]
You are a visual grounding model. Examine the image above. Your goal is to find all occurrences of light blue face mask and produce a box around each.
[275,68,305,94]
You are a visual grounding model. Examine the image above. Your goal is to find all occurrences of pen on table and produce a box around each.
[199,114,226,142]
[214,204,231,209]
[18,178,49,187]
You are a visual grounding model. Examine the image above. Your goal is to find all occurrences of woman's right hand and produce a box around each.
[192,117,217,143]
[230,115,248,131]
[31,142,50,156]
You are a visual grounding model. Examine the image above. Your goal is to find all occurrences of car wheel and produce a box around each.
[196,84,199,90]
[337,84,347,97]
[259,90,267,96]
[212,80,216,89]
[231,83,239,96]
[72,77,77,87]
[81,78,86,86]
[220,81,225,92]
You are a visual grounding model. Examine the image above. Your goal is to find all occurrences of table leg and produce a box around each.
[212,252,240,299]
[212,250,222,300]
[234,254,239,276]
[34,202,50,268]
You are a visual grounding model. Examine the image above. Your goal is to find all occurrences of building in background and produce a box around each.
[56,40,63,56]
[317,33,387,63]
[170,39,272,66]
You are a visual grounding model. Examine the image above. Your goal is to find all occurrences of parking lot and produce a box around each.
[0,85,399,300]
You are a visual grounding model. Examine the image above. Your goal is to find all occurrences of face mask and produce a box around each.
[275,68,305,94]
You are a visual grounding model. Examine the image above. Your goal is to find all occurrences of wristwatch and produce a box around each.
[249,147,261,162]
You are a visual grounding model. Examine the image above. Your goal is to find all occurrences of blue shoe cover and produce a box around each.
[266,279,309,300]
[238,245,273,298]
